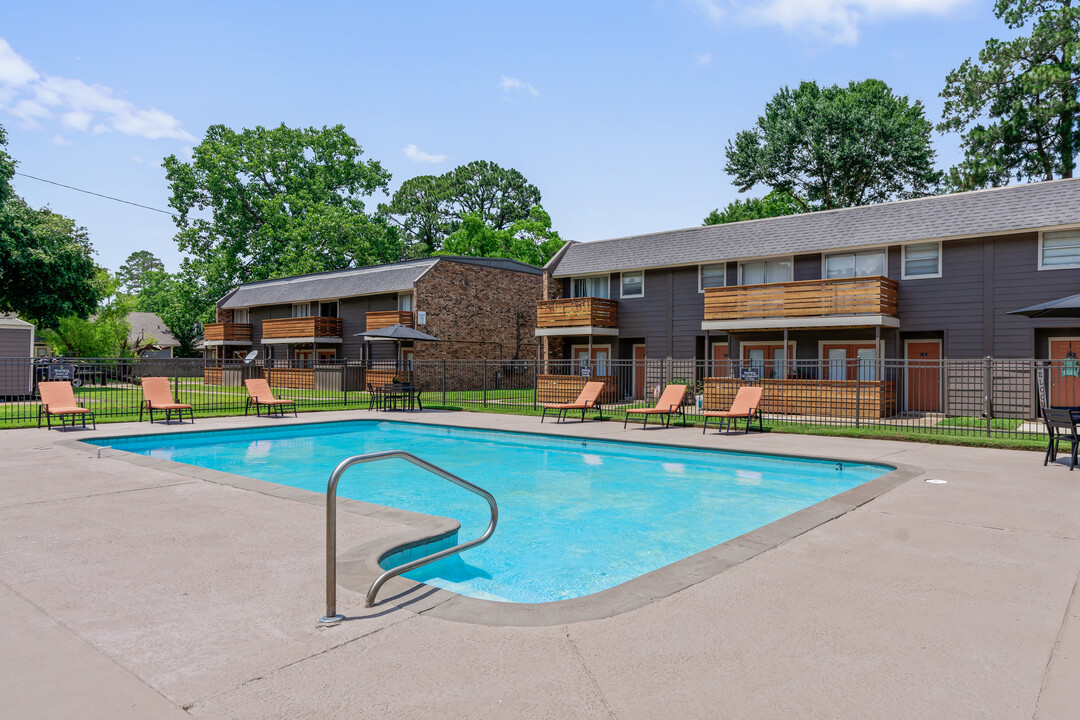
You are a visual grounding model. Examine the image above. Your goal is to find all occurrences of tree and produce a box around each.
[0,124,103,328]
[163,123,403,304]
[382,160,542,253]
[724,79,940,211]
[939,0,1080,185]
[136,269,212,357]
[439,206,565,266]
[703,190,804,225]
[117,250,165,295]
[40,273,149,358]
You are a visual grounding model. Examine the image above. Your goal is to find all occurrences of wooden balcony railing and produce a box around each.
[703,276,898,321]
[261,316,343,339]
[365,310,415,331]
[203,322,253,342]
[536,297,618,328]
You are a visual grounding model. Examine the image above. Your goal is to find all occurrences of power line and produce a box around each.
[13,171,177,217]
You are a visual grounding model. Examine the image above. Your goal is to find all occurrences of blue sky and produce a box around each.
[1,1,1004,273]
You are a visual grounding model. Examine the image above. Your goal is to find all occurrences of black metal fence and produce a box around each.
[1,355,1073,440]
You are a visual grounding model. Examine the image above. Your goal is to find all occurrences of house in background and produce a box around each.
[0,315,34,397]
[203,256,543,385]
[128,312,180,358]
[537,178,1080,411]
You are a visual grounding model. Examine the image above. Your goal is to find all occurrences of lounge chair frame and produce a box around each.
[623,385,688,429]
[1043,407,1079,471]
[540,381,605,423]
[37,382,96,431]
[702,386,765,435]
[139,377,195,425]
[244,379,298,418]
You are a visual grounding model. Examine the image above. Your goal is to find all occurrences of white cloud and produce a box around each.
[684,0,726,25]
[695,52,712,66]
[403,144,447,164]
[500,75,539,97]
[0,38,38,87]
[0,36,196,141]
[51,134,72,146]
[687,0,969,44]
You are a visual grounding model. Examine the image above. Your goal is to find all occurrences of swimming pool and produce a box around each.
[88,421,891,604]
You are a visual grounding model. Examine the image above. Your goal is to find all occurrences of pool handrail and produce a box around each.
[319,450,499,623]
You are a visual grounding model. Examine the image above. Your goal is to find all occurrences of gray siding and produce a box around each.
[340,294,398,360]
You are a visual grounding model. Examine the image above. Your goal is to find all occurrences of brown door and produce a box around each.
[821,343,877,380]
[1050,339,1080,407]
[711,342,730,377]
[633,345,646,400]
[906,341,941,412]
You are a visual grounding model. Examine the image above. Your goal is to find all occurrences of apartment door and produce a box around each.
[710,342,730,376]
[821,343,877,381]
[743,343,794,379]
[401,347,414,371]
[633,344,646,400]
[1049,338,1080,407]
[906,340,942,412]
[573,345,610,377]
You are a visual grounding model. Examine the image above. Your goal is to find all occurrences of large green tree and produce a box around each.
[0,125,103,328]
[939,0,1080,185]
[163,123,402,304]
[703,190,804,225]
[117,250,165,295]
[724,79,940,211]
[382,160,542,254]
[39,272,148,358]
[136,269,211,357]
[439,206,565,266]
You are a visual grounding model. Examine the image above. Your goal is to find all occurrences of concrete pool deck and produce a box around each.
[1,411,1078,718]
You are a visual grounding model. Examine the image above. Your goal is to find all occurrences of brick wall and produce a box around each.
[540,269,565,362]
[215,308,234,323]
[412,259,542,361]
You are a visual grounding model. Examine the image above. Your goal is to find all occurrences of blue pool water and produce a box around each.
[87,421,890,603]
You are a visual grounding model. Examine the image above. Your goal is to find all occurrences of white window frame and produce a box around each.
[737,257,794,285]
[698,263,726,293]
[569,274,611,299]
[901,241,943,280]
[822,249,887,280]
[232,308,249,323]
[1038,229,1080,271]
[318,299,339,318]
[397,293,413,311]
[620,270,644,299]
[291,302,311,318]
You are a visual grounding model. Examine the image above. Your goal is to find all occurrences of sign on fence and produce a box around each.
[47,365,74,381]
[1036,362,1049,411]
[739,368,761,383]
[578,365,592,377]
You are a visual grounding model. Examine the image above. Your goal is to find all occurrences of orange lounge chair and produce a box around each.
[541,381,605,423]
[140,376,194,424]
[702,385,764,434]
[244,378,297,418]
[37,381,96,431]
[623,384,687,429]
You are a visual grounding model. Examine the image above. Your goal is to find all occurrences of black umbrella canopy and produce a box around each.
[353,324,441,341]
[1008,293,1080,319]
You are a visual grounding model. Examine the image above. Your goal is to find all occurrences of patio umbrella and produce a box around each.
[353,324,441,364]
[1008,293,1080,318]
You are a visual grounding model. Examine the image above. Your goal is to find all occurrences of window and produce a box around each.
[902,242,942,279]
[1040,229,1080,270]
[398,293,413,311]
[699,263,725,292]
[620,270,644,298]
[291,302,310,318]
[825,250,885,279]
[232,308,249,323]
[319,301,338,318]
[571,275,610,299]
[740,259,792,285]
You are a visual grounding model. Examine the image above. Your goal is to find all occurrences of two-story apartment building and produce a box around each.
[537,178,1080,410]
[205,256,543,368]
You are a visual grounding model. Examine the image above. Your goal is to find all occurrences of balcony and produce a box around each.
[535,297,619,337]
[702,276,899,331]
[365,310,415,331]
[261,316,343,343]
[202,322,252,345]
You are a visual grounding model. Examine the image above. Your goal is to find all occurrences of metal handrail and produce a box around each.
[319,450,498,623]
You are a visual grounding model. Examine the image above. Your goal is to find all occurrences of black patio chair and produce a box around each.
[366,383,384,411]
[1042,407,1080,471]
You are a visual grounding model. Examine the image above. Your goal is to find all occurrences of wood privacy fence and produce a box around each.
[0,356,1070,439]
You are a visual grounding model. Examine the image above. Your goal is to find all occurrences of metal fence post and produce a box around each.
[533,359,538,411]
[442,359,447,407]
[984,355,993,437]
[854,360,861,428]
[482,359,488,407]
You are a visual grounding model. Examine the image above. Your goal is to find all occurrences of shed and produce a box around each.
[0,314,34,397]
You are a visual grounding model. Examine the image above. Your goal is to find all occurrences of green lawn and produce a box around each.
[936,416,1025,430]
